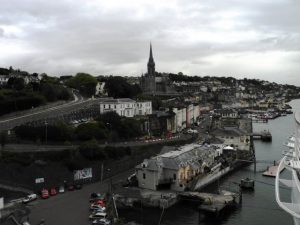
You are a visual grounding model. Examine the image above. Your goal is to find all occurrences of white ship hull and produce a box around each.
[276,112,300,225]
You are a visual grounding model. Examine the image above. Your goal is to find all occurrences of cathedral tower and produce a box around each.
[147,43,155,76]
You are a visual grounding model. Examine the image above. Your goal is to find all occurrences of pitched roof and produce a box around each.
[136,144,215,171]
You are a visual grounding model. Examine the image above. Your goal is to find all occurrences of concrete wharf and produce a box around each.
[179,191,240,217]
[250,131,272,141]
[252,118,268,123]
[115,187,240,215]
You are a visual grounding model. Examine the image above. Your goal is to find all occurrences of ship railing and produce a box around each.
[282,148,295,158]
[276,156,300,219]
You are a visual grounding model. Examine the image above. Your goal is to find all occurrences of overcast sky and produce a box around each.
[0,0,299,85]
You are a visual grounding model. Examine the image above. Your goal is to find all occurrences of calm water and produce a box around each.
[120,99,300,225]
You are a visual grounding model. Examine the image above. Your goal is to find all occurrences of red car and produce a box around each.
[41,189,49,199]
[50,187,57,196]
[95,200,105,207]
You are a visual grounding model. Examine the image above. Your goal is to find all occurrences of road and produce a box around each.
[0,96,109,132]
[27,169,134,225]
[3,134,193,153]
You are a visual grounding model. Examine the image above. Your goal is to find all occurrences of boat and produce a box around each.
[275,112,300,225]
[240,178,254,190]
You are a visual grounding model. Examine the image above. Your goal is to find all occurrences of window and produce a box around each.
[143,173,146,179]
[173,174,176,180]
[103,104,106,109]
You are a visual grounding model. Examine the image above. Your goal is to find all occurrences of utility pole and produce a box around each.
[45,120,48,144]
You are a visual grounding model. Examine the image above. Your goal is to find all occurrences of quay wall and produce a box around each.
[194,167,231,191]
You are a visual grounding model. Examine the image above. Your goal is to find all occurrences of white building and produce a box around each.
[136,101,152,116]
[136,144,217,191]
[215,109,238,118]
[0,75,9,86]
[95,82,107,96]
[172,104,200,132]
[99,98,152,118]
[172,107,186,132]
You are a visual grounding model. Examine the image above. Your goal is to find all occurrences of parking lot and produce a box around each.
[27,169,134,225]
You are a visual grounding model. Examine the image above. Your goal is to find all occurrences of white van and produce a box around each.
[22,194,37,203]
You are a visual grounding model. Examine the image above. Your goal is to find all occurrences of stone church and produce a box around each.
[140,44,178,96]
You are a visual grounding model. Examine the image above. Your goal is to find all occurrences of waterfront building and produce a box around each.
[149,111,176,135]
[211,127,251,151]
[99,98,152,117]
[136,144,218,191]
[214,108,238,118]
[172,107,187,132]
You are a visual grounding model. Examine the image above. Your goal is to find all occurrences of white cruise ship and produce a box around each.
[276,113,300,225]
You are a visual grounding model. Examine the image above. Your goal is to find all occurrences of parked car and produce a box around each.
[75,184,82,190]
[94,200,105,207]
[50,187,57,196]
[91,208,106,214]
[41,189,49,199]
[90,193,106,202]
[91,218,111,225]
[186,128,198,134]
[68,185,75,191]
[22,222,31,225]
[89,212,107,220]
[90,204,106,212]
[58,186,65,193]
[22,194,37,204]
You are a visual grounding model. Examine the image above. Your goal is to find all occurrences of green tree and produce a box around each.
[79,139,106,160]
[0,131,7,155]
[6,77,25,90]
[66,73,97,97]
[104,76,141,98]
[75,122,107,141]
[0,131,7,148]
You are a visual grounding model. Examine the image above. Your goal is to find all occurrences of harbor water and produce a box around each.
[120,99,300,225]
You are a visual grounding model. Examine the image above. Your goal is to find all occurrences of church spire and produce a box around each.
[147,42,155,76]
[149,42,154,62]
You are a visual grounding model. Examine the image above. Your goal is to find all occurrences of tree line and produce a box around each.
[14,112,145,143]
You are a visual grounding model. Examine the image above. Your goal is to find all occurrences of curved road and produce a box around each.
[0,93,107,132]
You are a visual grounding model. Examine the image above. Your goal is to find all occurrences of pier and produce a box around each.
[252,118,268,123]
[262,161,284,177]
[179,191,240,217]
[250,131,272,142]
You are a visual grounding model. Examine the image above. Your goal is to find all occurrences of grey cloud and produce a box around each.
[0,0,300,85]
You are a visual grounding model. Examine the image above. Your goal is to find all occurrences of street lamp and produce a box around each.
[44,120,48,144]
[106,122,112,143]
[106,168,112,193]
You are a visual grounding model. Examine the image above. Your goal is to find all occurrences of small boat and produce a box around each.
[240,178,255,190]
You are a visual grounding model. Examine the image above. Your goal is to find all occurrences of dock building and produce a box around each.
[135,144,222,191]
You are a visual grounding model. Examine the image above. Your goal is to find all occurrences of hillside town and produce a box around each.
[0,45,299,225]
